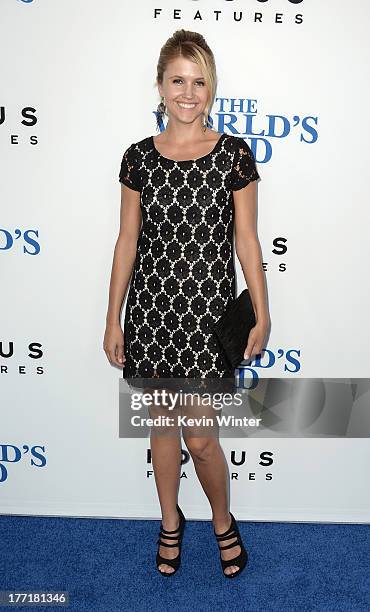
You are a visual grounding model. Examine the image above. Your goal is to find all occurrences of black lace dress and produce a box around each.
[118,132,260,386]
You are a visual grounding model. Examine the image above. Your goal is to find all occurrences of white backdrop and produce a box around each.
[1,0,370,522]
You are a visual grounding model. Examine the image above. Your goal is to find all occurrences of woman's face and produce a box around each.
[158,56,209,127]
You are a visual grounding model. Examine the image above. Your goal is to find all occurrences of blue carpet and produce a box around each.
[1,515,369,612]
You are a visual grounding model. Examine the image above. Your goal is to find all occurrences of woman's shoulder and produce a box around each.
[223,133,253,152]
[120,136,152,157]
[129,135,153,151]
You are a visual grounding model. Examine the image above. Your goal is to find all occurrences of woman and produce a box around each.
[104,29,270,578]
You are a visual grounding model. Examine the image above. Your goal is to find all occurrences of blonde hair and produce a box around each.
[155,29,217,130]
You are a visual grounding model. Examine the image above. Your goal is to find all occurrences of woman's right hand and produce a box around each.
[103,323,126,368]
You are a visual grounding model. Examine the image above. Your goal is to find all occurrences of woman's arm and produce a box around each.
[103,185,142,367]
[233,181,270,360]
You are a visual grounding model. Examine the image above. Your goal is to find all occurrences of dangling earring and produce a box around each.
[203,111,209,132]
[156,96,166,131]
[158,96,166,116]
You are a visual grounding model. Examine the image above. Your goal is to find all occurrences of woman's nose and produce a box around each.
[184,84,195,97]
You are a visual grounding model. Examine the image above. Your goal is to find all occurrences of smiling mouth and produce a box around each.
[177,102,197,109]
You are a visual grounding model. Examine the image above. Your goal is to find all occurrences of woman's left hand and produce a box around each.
[244,319,270,361]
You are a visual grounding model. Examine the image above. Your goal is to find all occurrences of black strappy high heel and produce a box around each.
[214,511,248,578]
[156,504,186,576]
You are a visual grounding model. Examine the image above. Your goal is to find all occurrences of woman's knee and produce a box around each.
[183,436,218,462]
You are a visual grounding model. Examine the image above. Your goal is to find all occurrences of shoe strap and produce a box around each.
[214,513,237,539]
[215,524,236,540]
[160,521,181,534]
[158,531,179,540]
[216,527,238,541]
[160,526,180,535]
[219,539,240,551]
[156,553,180,570]
[220,548,246,571]
[157,538,180,548]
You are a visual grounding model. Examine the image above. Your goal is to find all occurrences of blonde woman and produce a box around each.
[104,29,270,578]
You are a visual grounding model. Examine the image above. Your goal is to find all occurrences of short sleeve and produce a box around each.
[118,143,141,192]
[231,138,260,191]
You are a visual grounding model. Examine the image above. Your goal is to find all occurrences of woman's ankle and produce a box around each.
[212,512,231,532]
[161,508,180,530]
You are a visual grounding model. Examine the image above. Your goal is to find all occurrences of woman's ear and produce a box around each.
[157,79,163,99]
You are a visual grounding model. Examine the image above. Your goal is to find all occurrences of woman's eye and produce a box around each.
[172,79,205,86]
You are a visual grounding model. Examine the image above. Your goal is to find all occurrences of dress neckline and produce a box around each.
[151,132,226,163]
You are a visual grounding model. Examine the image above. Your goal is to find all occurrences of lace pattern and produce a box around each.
[117,133,261,378]
[119,143,141,192]
[231,138,260,191]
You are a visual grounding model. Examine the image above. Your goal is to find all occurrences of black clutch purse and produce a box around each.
[212,289,256,370]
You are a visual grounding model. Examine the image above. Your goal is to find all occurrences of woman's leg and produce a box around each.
[146,386,182,574]
[181,393,241,576]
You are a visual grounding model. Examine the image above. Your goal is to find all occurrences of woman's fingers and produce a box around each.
[244,326,265,361]
[103,326,125,368]
[105,344,125,367]
[244,326,256,360]
[116,342,125,366]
